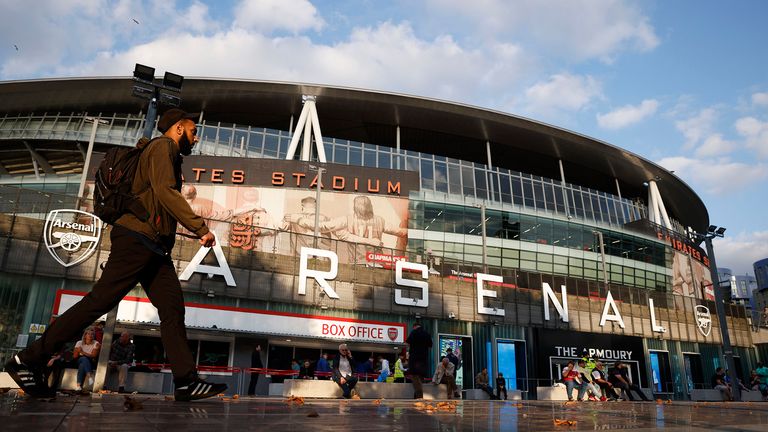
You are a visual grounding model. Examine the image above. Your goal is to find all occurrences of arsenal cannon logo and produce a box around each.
[695,305,712,337]
[44,209,103,267]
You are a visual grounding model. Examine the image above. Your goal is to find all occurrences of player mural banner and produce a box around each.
[176,184,408,266]
[672,250,714,300]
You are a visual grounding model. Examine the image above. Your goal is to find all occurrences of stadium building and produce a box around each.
[0,77,761,398]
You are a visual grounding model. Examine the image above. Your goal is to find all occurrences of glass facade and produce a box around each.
[0,112,675,233]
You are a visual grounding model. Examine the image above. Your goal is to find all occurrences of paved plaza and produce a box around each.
[2,391,768,431]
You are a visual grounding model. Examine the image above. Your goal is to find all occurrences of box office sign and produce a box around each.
[55,291,406,344]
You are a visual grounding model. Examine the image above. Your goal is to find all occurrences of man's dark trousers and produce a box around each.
[19,226,196,383]
[333,376,359,398]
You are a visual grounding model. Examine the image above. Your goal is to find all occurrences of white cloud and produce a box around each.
[735,116,768,159]
[233,0,324,34]
[59,21,529,105]
[656,156,767,195]
[695,134,736,157]
[674,108,717,150]
[752,92,768,106]
[715,230,768,275]
[427,0,659,62]
[596,99,658,129]
[522,73,602,116]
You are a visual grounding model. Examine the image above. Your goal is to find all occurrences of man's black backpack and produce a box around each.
[93,138,152,224]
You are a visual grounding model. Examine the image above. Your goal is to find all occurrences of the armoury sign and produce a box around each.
[43,209,103,267]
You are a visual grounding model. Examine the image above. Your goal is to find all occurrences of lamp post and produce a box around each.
[692,225,740,401]
[131,63,185,139]
[308,164,326,248]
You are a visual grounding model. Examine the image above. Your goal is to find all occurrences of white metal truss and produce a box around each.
[647,180,672,229]
[285,95,326,162]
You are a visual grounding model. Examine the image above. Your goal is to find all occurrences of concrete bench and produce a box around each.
[690,389,727,401]
[463,388,523,400]
[280,379,452,400]
[691,388,766,401]
[59,368,164,394]
[0,372,19,389]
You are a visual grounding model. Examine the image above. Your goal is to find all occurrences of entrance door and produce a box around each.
[496,339,527,391]
[683,353,704,393]
[438,334,473,390]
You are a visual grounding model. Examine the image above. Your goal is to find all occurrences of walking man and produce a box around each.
[5,108,227,401]
[405,321,433,399]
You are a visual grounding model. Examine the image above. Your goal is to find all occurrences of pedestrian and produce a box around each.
[393,351,408,383]
[315,352,332,379]
[108,331,135,393]
[475,368,497,399]
[331,343,358,399]
[433,357,457,399]
[247,345,263,396]
[610,361,649,401]
[496,372,508,400]
[405,321,433,399]
[4,108,227,401]
[376,355,390,382]
[712,367,733,401]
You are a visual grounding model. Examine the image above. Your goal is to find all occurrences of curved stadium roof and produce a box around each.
[0,77,708,231]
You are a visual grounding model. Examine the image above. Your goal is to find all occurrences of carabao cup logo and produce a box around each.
[44,209,103,267]
[695,305,712,337]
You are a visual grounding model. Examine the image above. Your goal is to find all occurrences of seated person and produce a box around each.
[73,329,100,392]
[496,372,508,400]
[562,361,587,401]
[433,357,457,399]
[712,367,733,401]
[475,368,497,399]
[299,360,314,379]
[332,344,358,399]
[609,361,649,401]
[591,362,619,401]
[45,345,73,391]
[109,332,135,393]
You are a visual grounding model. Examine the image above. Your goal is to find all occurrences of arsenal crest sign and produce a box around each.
[695,305,712,337]
[44,209,103,267]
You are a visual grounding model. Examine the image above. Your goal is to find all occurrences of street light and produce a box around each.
[132,63,184,139]
[690,225,741,401]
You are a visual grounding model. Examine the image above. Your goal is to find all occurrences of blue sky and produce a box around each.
[1,0,766,274]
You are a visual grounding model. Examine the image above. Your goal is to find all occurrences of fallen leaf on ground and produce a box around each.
[232,394,239,400]
[351,394,361,400]
[563,401,577,407]
[283,395,305,406]
[373,399,382,405]
[553,419,577,426]
[414,401,426,408]
[164,396,174,401]
[665,399,672,404]
[655,399,663,404]
[307,409,319,417]
[98,390,111,394]
[221,397,231,402]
